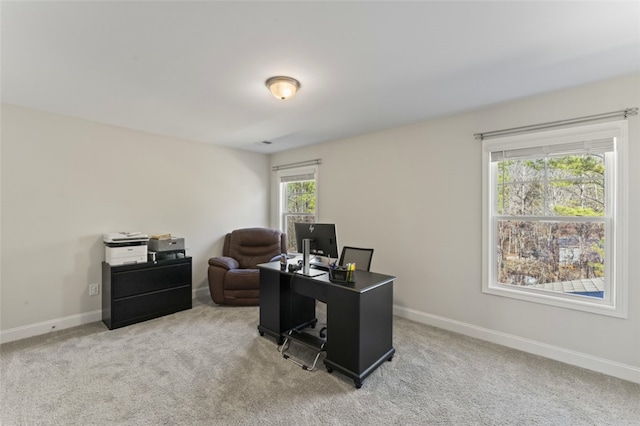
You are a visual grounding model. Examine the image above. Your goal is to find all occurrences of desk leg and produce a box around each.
[258,268,316,344]
[324,281,394,388]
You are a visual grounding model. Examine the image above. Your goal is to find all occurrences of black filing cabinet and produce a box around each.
[102,257,192,330]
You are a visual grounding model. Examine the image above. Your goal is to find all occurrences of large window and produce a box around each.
[277,166,317,252]
[482,121,628,317]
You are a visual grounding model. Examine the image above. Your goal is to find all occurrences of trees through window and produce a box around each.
[483,121,628,317]
[278,167,317,252]
[496,154,606,297]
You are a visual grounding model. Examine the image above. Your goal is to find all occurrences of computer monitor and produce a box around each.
[294,223,339,259]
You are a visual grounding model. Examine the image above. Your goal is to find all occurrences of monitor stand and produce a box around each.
[298,238,326,277]
[296,269,326,278]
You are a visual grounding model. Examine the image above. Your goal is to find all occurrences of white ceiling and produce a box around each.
[2,1,639,154]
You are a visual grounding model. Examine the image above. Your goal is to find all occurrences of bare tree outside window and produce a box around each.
[496,154,605,298]
[484,121,627,317]
[282,180,316,251]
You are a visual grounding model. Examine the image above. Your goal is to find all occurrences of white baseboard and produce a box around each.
[393,305,640,385]
[1,290,211,345]
[1,288,213,345]
[193,285,210,298]
[0,310,102,344]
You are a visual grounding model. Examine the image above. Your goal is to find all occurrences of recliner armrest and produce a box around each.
[208,256,239,270]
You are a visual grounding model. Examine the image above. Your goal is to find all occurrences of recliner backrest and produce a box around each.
[224,228,287,269]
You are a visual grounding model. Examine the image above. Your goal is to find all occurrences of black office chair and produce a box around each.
[339,246,374,271]
[319,246,374,338]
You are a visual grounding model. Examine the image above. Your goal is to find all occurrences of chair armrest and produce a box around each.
[208,256,239,270]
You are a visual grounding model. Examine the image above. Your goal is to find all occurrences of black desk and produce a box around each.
[257,261,395,388]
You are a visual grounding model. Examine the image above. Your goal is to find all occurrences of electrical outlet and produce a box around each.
[89,283,99,296]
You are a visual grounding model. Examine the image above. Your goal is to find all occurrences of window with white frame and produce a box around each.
[277,166,317,252]
[482,121,628,317]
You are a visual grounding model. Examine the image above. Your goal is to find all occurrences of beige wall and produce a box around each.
[271,73,640,382]
[1,105,270,336]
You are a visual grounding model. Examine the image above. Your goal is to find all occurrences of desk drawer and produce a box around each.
[112,263,191,299]
[291,276,328,302]
[111,285,191,326]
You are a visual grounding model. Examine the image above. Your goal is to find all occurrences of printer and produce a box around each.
[103,232,149,265]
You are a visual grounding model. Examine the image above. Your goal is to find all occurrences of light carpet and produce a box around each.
[1,296,639,425]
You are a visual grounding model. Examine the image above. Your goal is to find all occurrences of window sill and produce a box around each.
[482,283,627,318]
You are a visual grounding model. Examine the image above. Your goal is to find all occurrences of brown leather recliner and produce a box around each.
[208,227,287,306]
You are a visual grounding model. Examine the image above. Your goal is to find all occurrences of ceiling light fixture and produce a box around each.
[265,76,300,100]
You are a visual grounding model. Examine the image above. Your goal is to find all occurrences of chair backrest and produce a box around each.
[339,246,374,271]
[224,228,287,269]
